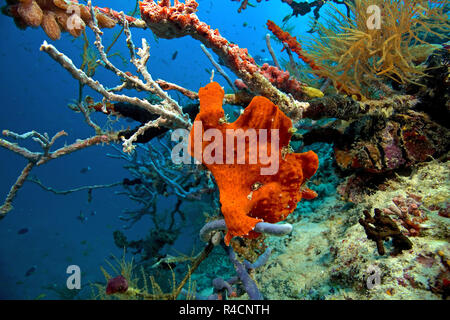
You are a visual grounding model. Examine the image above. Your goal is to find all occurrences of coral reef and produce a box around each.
[253,159,449,299]
[404,47,450,128]
[383,194,428,237]
[333,111,449,174]
[0,0,449,302]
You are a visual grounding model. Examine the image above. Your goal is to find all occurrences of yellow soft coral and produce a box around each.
[305,0,449,97]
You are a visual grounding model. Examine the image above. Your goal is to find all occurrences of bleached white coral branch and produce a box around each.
[40,3,191,153]
[39,41,190,129]
[121,118,166,153]
[87,2,185,117]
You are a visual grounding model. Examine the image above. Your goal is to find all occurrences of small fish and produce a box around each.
[25,265,37,277]
[77,211,88,223]
[217,57,226,66]
[171,50,178,60]
[151,254,194,269]
[34,293,46,300]
[253,55,273,66]
[90,210,96,216]
[87,188,92,203]
[243,22,248,27]
[282,14,292,24]
[80,166,91,174]
[17,228,29,235]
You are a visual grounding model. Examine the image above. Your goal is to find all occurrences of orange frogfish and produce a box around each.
[189,82,319,245]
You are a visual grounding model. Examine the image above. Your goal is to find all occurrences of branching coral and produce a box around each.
[2,0,447,223]
[304,0,450,98]
[0,0,449,302]
[139,0,317,120]
[267,20,322,71]
[359,208,413,255]
[0,129,114,216]
[40,5,192,136]
[107,137,215,230]
[0,3,191,217]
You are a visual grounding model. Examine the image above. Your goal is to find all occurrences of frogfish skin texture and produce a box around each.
[189,82,319,245]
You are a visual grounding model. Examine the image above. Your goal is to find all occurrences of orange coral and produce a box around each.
[267,20,321,71]
[140,0,258,75]
[267,19,365,99]
[189,82,319,245]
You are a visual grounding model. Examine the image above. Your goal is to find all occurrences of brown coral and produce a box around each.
[41,10,60,40]
[17,0,43,27]
[359,208,413,255]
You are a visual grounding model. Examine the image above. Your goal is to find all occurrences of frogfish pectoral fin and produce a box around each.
[222,206,262,245]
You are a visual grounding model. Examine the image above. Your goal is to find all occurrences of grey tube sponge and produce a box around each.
[199,219,292,242]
